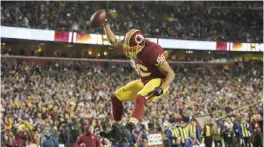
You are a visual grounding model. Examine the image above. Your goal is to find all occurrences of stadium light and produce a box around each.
[38,48,42,53]
[185,51,193,54]
[88,50,92,55]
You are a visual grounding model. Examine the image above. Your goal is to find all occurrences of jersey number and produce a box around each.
[135,64,151,77]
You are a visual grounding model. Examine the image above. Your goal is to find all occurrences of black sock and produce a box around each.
[126,122,136,133]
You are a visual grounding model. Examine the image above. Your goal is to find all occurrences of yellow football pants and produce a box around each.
[114,78,169,103]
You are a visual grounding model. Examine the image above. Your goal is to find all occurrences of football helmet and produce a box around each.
[123,29,145,58]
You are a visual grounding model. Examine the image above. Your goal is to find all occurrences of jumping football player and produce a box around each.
[101,19,175,141]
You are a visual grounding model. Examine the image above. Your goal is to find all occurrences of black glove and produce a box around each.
[126,122,136,133]
[152,87,163,96]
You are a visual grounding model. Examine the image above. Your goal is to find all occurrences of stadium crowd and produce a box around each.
[1,57,263,147]
[1,1,263,42]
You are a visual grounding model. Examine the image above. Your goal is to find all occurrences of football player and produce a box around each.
[100,19,175,141]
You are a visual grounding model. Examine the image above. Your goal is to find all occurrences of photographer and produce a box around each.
[221,118,234,147]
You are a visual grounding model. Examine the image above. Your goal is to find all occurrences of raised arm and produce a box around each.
[102,22,123,49]
[157,60,175,91]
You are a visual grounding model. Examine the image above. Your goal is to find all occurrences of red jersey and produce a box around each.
[75,134,101,147]
[130,40,166,84]
[252,120,262,133]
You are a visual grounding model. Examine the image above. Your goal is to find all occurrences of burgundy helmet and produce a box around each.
[123,29,145,58]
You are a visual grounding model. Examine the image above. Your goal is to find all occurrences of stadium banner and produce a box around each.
[249,43,264,52]
[74,32,102,44]
[101,35,158,45]
[230,42,264,52]
[230,43,250,51]
[1,26,54,41]
[216,42,229,51]
[148,131,164,147]
[1,26,263,52]
[158,38,216,50]
[147,38,158,44]
[102,35,124,45]
[54,31,72,43]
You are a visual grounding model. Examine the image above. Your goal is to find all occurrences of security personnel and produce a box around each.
[163,125,169,147]
[166,123,176,147]
[188,117,201,140]
[179,121,188,147]
[233,118,242,147]
[172,123,181,147]
[185,133,200,147]
[203,119,213,147]
[239,117,252,147]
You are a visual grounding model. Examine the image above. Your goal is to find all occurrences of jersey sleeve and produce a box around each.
[147,45,165,65]
[75,135,83,147]
[95,135,102,147]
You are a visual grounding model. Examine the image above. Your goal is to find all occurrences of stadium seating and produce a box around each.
[1,1,262,42]
[1,57,262,146]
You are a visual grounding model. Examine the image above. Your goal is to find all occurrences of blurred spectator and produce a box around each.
[233,117,243,147]
[251,114,263,147]
[240,117,252,147]
[130,125,148,147]
[221,118,234,147]
[1,1,262,42]
[75,125,101,147]
[212,122,223,147]
[185,133,200,147]
[203,119,213,147]
[42,132,59,147]
[0,57,263,146]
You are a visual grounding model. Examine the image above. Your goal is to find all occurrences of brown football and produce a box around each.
[89,10,106,28]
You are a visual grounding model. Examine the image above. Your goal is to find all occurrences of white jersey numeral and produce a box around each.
[156,54,165,64]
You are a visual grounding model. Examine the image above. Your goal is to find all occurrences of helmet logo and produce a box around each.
[135,34,144,44]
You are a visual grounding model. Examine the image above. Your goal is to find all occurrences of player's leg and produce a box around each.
[126,78,170,131]
[111,79,144,122]
[101,80,144,141]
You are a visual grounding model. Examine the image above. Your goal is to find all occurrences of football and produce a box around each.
[89,10,106,28]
